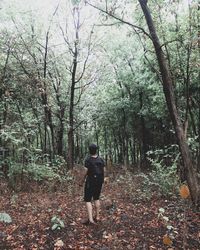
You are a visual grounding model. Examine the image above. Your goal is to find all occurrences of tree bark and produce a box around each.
[65,6,93,168]
[67,35,78,168]
[139,91,148,169]
[139,0,200,206]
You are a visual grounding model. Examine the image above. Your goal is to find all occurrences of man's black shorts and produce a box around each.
[84,175,104,202]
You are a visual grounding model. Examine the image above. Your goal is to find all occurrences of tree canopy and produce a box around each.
[0,0,200,203]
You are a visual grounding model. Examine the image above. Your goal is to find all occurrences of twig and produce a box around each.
[85,1,152,40]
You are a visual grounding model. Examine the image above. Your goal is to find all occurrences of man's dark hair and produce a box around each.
[89,144,98,155]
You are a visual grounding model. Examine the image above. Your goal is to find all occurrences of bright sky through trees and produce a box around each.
[1,0,192,23]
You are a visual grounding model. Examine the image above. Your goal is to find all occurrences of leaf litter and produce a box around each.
[0,171,199,250]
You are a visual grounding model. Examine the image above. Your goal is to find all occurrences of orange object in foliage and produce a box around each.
[179,184,190,199]
[163,235,172,246]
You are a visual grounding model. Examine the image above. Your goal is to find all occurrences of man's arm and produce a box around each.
[79,167,88,186]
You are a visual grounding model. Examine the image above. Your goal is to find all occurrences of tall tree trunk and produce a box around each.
[67,99,75,168]
[42,30,56,158]
[95,122,99,148]
[44,123,47,154]
[197,3,200,170]
[67,35,78,169]
[104,127,108,165]
[57,123,64,156]
[67,7,83,169]
[118,133,124,164]
[139,0,200,206]
[139,91,148,169]
[113,129,118,164]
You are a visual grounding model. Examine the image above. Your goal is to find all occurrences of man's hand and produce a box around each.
[79,181,84,187]
[79,173,87,187]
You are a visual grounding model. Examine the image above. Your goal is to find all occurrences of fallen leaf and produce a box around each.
[54,239,64,247]
[163,235,172,246]
[70,221,76,226]
[180,185,190,199]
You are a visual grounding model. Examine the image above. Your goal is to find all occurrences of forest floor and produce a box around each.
[0,169,199,250]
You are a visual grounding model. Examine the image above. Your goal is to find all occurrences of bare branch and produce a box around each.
[60,24,74,55]
[85,1,152,40]
[73,120,85,131]
[44,30,49,78]
[75,26,94,84]
[160,39,183,49]
[74,73,98,90]
[94,21,122,26]
[1,42,11,82]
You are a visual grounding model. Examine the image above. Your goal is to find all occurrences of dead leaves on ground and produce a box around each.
[0,178,199,249]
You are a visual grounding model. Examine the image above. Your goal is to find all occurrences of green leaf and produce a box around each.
[167,225,173,230]
[158,208,165,214]
[72,0,80,5]
[51,216,57,223]
[0,212,12,223]
[60,220,65,228]
[51,223,58,230]
[163,216,169,222]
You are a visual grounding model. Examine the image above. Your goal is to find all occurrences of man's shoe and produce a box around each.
[82,219,96,225]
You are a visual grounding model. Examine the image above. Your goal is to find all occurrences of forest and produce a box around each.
[0,0,200,249]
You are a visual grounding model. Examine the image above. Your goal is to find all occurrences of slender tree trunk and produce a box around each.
[139,91,148,169]
[95,122,99,147]
[49,119,56,157]
[198,104,200,169]
[57,122,64,156]
[1,45,10,148]
[44,123,47,154]
[67,7,82,169]
[129,139,134,166]
[197,3,200,170]
[67,40,78,169]
[118,133,123,164]
[113,130,118,164]
[42,30,56,158]
[104,127,108,165]
[139,0,200,206]
[47,127,52,161]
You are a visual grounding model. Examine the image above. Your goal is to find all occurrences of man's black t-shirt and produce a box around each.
[85,156,105,179]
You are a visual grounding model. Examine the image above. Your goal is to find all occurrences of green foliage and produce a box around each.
[1,0,200,186]
[0,212,12,223]
[188,136,199,153]
[25,163,60,182]
[8,161,60,181]
[51,215,65,231]
[10,194,18,205]
[51,155,66,168]
[145,151,179,196]
[71,0,81,5]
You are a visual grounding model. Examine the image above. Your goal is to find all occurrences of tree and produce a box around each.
[60,1,98,168]
[138,0,200,206]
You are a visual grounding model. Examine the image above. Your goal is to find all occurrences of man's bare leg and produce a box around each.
[86,202,95,223]
[94,200,100,220]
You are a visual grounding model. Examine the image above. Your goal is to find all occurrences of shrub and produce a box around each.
[147,156,179,196]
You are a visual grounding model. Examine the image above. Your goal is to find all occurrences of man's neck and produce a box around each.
[91,154,98,158]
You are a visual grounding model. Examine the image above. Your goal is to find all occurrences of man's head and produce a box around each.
[89,143,98,155]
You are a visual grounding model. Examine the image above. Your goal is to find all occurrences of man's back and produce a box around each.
[85,156,105,177]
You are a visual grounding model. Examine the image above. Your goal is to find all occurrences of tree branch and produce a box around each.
[85,1,152,40]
